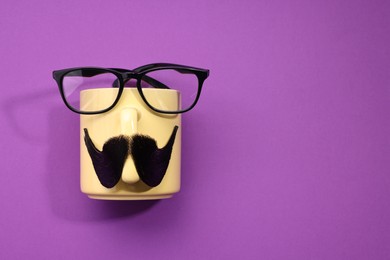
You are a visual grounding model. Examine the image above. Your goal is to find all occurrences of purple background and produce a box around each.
[1,0,389,259]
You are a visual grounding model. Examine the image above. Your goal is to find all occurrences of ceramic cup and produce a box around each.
[80,88,181,200]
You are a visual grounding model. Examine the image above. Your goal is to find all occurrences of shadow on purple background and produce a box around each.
[4,89,160,221]
[4,89,57,144]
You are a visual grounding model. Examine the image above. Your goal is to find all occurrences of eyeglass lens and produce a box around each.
[140,69,199,112]
[63,69,119,113]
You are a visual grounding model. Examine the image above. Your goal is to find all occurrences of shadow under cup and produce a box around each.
[79,88,181,200]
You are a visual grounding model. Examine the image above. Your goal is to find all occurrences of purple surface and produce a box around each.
[0,0,389,259]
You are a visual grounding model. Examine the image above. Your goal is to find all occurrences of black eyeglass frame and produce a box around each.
[52,63,210,115]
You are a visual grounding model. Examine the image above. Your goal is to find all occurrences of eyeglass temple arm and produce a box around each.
[134,63,209,75]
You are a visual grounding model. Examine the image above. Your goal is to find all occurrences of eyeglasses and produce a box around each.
[52,63,210,114]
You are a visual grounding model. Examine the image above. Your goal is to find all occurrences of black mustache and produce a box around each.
[84,131,130,188]
[83,126,179,188]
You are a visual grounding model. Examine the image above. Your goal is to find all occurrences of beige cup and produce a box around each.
[80,88,181,200]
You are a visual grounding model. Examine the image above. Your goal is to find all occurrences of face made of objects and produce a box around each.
[79,88,181,200]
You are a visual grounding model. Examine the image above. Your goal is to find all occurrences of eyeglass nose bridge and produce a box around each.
[117,72,142,89]
[122,71,142,82]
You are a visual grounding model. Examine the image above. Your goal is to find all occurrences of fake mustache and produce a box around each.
[83,126,179,188]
